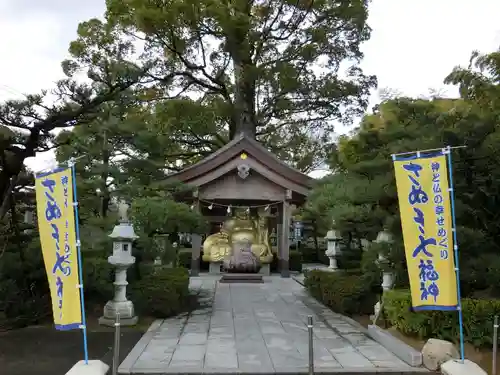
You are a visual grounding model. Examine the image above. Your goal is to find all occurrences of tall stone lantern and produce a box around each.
[99,201,138,327]
[375,228,394,292]
[325,223,342,271]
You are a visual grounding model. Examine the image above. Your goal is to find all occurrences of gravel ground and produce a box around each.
[0,324,145,375]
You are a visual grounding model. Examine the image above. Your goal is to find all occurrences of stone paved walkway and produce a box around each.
[119,275,427,374]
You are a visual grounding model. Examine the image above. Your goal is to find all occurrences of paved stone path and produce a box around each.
[119,275,427,374]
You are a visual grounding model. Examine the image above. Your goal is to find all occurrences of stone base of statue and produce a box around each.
[98,300,138,327]
[259,263,270,275]
[223,241,261,273]
[209,262,222,274]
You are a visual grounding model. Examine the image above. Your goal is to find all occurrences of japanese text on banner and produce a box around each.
[393,152,458,311]
[35,167,82,330]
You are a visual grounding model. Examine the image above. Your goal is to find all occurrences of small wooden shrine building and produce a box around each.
[163,132,313,277]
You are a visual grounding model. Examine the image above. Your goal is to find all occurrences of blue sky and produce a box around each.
[1,0,499,174]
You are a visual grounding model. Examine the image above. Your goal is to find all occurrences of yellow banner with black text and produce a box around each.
[35,167,82,329]
[393,152,458,311]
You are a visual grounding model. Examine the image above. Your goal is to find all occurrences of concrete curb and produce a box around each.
[293,275,425,371]
[367,325,423,368]
[292,275,305,286]
[118,319,163,374]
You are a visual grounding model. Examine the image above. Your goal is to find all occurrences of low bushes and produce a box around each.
[83,257,114,304]
[176,248,210,270]
[177,248,192,268]
[304,269,379,315]
[384,289,500,348]
[300,246,329,264]
[130,267,190,318]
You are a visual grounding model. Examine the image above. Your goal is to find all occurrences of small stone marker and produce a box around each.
[422,338,459,371]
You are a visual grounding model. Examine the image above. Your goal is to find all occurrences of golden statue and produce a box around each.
[202,208,273,263]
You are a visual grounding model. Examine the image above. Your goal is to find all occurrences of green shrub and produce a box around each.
[177,249,192,268]
[289,250,303,272]
[304,269,378,315]
[82,257,114,305]
[300,246,329,264]
[176,248,209,270]
[130,267,190,318]
[384,289,500,348]
[460,253,500,298]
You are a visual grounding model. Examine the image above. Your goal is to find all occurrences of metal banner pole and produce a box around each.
[493,315,498,375]
[70,160,90,364]
[445,146,465,362]
[112,313,121,375]
[307,315,314,375]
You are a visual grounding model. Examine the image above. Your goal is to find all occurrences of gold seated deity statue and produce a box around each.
[202,209,273,264]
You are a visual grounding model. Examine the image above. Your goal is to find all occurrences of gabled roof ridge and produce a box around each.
[164,132,313,188]
[169,132,245,176]
[245,136,312,180]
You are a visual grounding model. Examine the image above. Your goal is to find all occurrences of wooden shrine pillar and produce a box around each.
[280,190,292,278]
[190,193,201,276]
[276,206,283,273]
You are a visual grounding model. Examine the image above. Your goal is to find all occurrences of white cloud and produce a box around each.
[1,0,499,173]
[361,0,500,106]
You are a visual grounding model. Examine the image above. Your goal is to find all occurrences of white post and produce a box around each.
[375,229,394,291]
[23,209,34,234]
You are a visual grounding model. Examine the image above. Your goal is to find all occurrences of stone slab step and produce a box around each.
[124,368,432,375]
[219,274,264,283]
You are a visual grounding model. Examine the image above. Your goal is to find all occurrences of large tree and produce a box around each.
[307,48,500,295]
[68,0,376,172]
[0,48,145,220]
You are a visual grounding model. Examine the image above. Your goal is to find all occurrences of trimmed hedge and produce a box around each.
[83,257,114,304]
[304,269,379,315]
[177,249,192,268]
[83,259,191,318]
[130,267,190,318]
[384,289,500,348]
[176,248,210,270]
[300,246,329,264]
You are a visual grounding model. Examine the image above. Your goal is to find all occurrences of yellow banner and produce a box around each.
[35,167,82,329]
[393,152,458,310]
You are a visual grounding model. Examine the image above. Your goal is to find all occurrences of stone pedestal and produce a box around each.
[66,360,109,375]
[441,359,486,375]
[259,263,270,275]
[99,256,138,327]
[209,262,222,274]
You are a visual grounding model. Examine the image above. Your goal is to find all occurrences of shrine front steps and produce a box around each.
[219,274,264,283]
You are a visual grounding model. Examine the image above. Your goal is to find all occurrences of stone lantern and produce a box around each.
[325,223,342,271]
[375,228,394,291]
[360,238,370,252]
[99,201,138,327]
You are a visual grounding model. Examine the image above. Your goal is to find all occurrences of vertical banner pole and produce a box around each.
[445,146,465,362]
[70,160,90,364]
